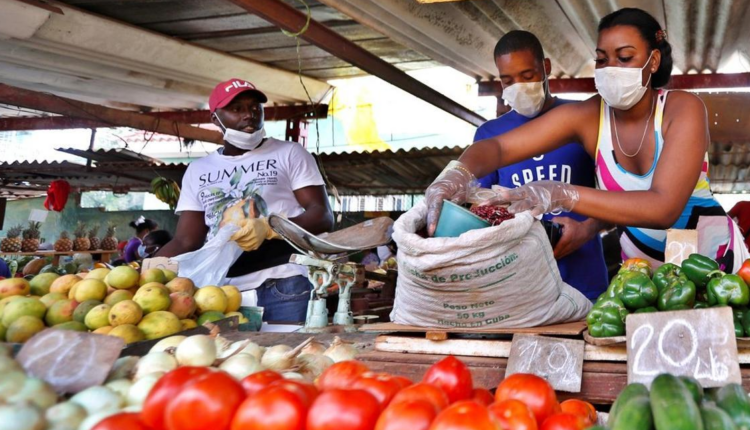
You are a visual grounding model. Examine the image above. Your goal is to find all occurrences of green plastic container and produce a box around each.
[434,200,490,238]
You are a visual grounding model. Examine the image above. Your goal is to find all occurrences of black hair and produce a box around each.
[129,218,157,234]
[598,8,673,88]
[493,30,545,64]
[144,230,172,248]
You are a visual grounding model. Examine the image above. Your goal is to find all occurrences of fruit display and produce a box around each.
[54,231,74,252]
[21,222,41,253]
[88,224,101,251]
[73,222,91,252]
[100,224,118,251]
[1,224,23,252]
[151,176,181,210]
[587,256,750,338]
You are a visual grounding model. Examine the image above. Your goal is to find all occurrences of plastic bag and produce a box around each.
[172,225,243,287]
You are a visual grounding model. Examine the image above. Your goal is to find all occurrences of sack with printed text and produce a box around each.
[172,225,244,288]
[390,202,592,329]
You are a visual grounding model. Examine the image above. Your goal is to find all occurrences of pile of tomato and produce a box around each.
[91,356,598,430]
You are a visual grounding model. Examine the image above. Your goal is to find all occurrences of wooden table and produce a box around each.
[0,250,119,265]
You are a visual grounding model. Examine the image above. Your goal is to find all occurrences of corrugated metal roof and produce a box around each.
[56,148,163,165]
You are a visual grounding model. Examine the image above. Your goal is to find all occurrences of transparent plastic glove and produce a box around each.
[230,217,281,251]
[425,160,477,236]
[483,180,580,217]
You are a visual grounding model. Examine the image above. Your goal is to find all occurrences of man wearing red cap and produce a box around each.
[158,79,333,322]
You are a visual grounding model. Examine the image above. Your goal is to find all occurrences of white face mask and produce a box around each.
[594,51,654,110]
[502,79,547,118]
[213,114,265,151]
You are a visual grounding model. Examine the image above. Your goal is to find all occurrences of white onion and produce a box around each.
[77,410,118,430]
[300,339,327,356]
[8,378,58,410]
[282,372,305,381]
[149,335,186,353]
[324,337,358,363]
[127,373,161,407]
[297,354,334,381]
[69,386,123,416]
[0,403,44,430]
[0,370,27,401]
[122,405,142,413]
[105,379,133,400]
[219,354,264,380]
[134,352,177,380]
[219,340,263,361]
[214,335,232,356]
[261,338,312,371]
[106,356,139,382]
[44,401,87,430]
[176,335,217,367]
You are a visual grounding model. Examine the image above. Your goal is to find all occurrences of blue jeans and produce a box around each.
[256,275,312,323]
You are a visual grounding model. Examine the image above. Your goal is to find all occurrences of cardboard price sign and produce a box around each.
[626,307,741,388]
[505,334,585,392]
[664,229,698,266]
[141,257,179,273]
[16,329,125,393]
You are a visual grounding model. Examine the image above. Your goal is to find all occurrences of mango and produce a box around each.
[85,268,110,281]
[45,299,78,326]
[73,300,102,323]
[197,311,225,326]
[104,266,140,290]
[49,275,81,296]
[137,311,182,340]
[93,325,113,335]
[140,268,167,286]
[54,321,88,332]
[104,290,133,307]
[166,277,195,295]
[2,297,46,327]
[40,292,67,308]
[6,316,45,343]
[73,279,107,302]
[167,292,196,319]
[194,287,227,314]
[162,269,178,282]
[108,324,145,344]
[84,304,111,330]
[133,284,171,314]
[0,278,30,299]
[221,285,242,313]
[108,300,143,327]
[29,273,60,296]
[180,319,197,330]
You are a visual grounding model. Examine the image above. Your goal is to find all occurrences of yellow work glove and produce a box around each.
[230,217,280,252]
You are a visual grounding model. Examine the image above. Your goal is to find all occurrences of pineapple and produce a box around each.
[54,231,73,252]
[73,222,90,251]
[21,222,41,252]
[1,225,23,253]
[88,224,100,250]
[101,224,118,251]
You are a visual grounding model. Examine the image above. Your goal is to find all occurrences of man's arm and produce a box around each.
[289,185,333,235]
[156,211,209,257]
[551,217,612,259]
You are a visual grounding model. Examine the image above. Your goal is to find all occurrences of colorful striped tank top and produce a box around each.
[594,90,741,269]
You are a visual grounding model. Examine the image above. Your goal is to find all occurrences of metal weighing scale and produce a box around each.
[268,215,394,332]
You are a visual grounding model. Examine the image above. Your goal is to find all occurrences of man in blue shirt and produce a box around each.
[475,31,607,300]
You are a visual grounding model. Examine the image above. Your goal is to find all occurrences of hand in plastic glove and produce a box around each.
[483,180,580,217]
[425,160,477,236]
[230,217,280,252]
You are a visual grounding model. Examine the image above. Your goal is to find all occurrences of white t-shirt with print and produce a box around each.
[176,138,325,289]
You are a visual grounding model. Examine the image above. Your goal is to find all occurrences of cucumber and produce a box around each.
[701,402,739,430]
[610,396,654,430]
[650,374,704,430]
[681,376,705,404]
[715,384,750,430]
[610,383,650,424]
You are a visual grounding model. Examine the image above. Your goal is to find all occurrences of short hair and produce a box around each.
[493,30,545,63]
[144,230,172,247]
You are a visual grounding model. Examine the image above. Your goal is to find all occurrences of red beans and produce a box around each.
[470,206,515,226]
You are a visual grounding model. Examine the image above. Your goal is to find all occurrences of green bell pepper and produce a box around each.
[619,257,653,278]
[657,276,697,311]
[618,271,659,310]
[681,254,720,289]
[652,263,681,293]
[605,272,625,299]
[635,306,658,313]
[693,301,709,309]
[707,271,750,307]
[586,297,629,337]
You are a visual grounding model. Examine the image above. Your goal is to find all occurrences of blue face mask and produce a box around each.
[137,245,148,258]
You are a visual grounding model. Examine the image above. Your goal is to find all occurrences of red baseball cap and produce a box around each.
[208,78,268,112]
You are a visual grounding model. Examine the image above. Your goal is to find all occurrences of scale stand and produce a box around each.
[268,215,394,333]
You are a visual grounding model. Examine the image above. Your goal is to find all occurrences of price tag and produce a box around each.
[664,229,698,265]
[505,334,585,392]
[626,307,741,388]
[141,257,179,273]
[16,329,125,393]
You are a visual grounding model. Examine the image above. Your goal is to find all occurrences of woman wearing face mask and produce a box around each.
[138,230,172,260]
[425,8,748,271]
[124,216,158,263]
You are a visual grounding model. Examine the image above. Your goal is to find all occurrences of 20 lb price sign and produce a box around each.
[626,307,741,388]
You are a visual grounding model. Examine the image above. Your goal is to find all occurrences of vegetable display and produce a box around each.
[470,205,515,226]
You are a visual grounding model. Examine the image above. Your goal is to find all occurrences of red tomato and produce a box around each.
[422,356,473,404]
[93,413,150,430]
[471,388,495,406]
[141,366,212,429]
[429,400,499,430]
[391,383,450,412]
[392,375,414,389]
[240,370,284,397]
[559,400,596,426]
[353,373,404,409]
[317,360,370,391]
[539,413,586,430]
[231,385,309,430]
[495,374,558,425]
[268,379,319,407]
[488,399,538,430]
[165,370,246,430]
[307,389,381,430]
[375,399,438,430]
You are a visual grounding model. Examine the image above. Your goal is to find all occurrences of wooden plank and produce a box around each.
[362,320,587,336]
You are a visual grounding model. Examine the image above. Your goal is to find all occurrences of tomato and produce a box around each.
[391,383,450,412]
[353,373,404,409]
[422,356,473,404]
[559,400,596,426]
[93,413,150,430]
[268,379,319,407]
[392,375,414,389]
[231,385,309,430]
[429,400,499,430]
[317,361,370,391]
[375,399,438,430]
[165,370,246,430]
[141,366,212,429]
[307,389,381,430]
[471,388,495,406]
[495,374,558,425]
[539,413,586,430]
[488,399,538,430]
[240,370,284,397]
